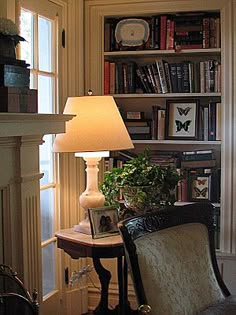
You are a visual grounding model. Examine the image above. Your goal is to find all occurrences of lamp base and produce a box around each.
[74,217,91,234]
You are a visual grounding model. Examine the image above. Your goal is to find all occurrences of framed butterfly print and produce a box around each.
[165,99,199,140]
[190,174,211,201]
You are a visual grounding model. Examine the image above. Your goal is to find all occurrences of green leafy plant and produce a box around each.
[100,150,181,214]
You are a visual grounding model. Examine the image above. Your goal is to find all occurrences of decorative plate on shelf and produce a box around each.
[115,18,150,47]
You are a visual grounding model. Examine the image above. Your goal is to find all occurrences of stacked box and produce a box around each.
[0,57,38,113]
[0,64,30,88]
[0,87,38,113]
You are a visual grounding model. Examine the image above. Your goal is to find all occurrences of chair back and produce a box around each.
[118,203,230,315]
[0,265,39,315]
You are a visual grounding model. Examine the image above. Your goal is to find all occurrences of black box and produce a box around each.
[0,64,30,88]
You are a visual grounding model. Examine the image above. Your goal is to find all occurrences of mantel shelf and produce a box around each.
[0,113,74,137]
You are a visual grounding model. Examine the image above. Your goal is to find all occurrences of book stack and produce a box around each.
[174,14,204,49]
[150,150,180,168]
[125,119,152,140]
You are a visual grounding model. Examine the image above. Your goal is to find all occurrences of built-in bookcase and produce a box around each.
[84,0,236,297]
[103,12,221,216]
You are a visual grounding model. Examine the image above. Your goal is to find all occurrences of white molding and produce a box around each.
[0,113,74,137]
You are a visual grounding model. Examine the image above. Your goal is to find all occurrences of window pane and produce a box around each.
[20,9,34,68]
[38,75,53,113]
[38,16,53,72]
[40,187,54,241]
[42,243,56,296]
[40,135,53,185]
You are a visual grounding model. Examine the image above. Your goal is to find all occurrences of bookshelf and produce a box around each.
[103,12,222,207]
[84,0,236,299]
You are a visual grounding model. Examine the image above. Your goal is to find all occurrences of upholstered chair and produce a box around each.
[118,203,236,315]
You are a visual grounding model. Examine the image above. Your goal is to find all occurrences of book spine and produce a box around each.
[200,61,205,93]
[176,63,183,92]
[127,62,136,93]
[188,62,194,93]
[164,61,172,93]
[208,102,216,141]
[182,61,190,93]
[151,63,162,93]
[203,17,210,48]
[151,105,159,140]
[136,67,150,93]
[154,16,160,49]
[216,102,221,141]
[109,62,115,94]
[157,109,166,140]
[209,17,216,48]
[203,107,209,141]
[149,16,156,49]
[104,61,110,95]
[156,60,168,93]
[122,63,129,94]
[169,63,178,93]
[160,15,167,50]
[146,64,158,93]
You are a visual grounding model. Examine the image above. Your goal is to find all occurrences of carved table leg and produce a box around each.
[92,257,113,315]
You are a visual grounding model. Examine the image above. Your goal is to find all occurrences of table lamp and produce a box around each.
[53,95,134,234]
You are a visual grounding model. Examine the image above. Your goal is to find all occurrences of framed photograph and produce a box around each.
[88,206,119,239]
[190,174,211,201]
[165,99,199,140]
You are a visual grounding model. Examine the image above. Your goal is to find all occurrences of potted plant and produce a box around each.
[0,17,25,59]
[100,150,181,216]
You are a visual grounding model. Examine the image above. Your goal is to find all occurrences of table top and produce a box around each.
[55,228,124,259]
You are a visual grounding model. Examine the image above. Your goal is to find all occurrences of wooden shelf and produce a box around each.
[132,140,221,145]
[113,93,221,98]
[104,48,221,57]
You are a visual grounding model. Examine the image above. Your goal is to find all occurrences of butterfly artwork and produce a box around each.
[175,120,191,132]
[197,178,207,185]
[177,106,191,116]
[193,187,208,199]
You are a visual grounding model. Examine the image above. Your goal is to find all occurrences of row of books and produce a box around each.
[124,101,221,141]
[104,13,220,52]
[104,59,221,95]
[198,102,221,141]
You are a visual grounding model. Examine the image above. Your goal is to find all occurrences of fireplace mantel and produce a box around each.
[0,113,74,137]
[0,112,74,298]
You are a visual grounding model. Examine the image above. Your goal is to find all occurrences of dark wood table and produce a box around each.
[55,229,137,315]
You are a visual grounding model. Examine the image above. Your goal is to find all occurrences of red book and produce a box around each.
[160,15,167,50]
[166,19,174,50]
[104,61,110,95]
[109,62,115,95]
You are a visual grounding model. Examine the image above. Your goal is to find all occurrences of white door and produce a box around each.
[19,0,64,314]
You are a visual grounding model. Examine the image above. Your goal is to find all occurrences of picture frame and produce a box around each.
[88,206,119,239]
[189,174,211,201]
[165,99,199,140]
